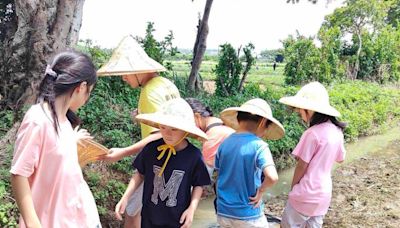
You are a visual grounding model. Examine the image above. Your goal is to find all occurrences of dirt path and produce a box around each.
[265,140,400,227]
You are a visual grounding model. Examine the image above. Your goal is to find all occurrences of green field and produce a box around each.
[169,60,285,87]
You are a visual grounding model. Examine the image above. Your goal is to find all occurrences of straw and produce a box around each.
[77,139,109,167]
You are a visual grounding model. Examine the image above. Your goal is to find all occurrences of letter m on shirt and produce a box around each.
[151,165,185,207]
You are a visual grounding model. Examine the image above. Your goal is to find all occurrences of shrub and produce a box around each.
[215,43,242,97]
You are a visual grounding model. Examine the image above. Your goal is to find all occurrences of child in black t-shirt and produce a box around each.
[115,98,211,228]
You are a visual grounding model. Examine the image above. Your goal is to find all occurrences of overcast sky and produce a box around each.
[79,0,344,51]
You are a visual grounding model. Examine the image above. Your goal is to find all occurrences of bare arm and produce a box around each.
[115,173,144,220]
[11,174,41,228]
[101,132,162,162]
[180,186,203,228]
[260,165,279,192]
[291,158,309,189]
[249,165,279,207]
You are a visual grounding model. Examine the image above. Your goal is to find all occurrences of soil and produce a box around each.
[265,140,400,227]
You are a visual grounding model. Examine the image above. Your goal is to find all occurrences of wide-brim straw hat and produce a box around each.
[135,98,208,141]
[97,35,166,76]
[220,98,285,140]
[77,139,109,167]
[279,81,340,117]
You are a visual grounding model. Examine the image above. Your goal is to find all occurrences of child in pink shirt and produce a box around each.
[185,98,235,177]
[10,51,101,228]
[279,82,346,228]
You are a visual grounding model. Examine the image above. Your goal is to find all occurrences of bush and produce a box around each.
[215,43,242,96]
[330,81,400,141]
[0,109,14,138]
[0,145,18,228]
[283,35,325,85]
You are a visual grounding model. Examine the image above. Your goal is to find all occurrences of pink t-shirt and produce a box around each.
[203,125,234,167]
[288,121,346,216]
[10,104,100,228]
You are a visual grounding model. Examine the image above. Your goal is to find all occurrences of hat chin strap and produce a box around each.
[134,74,142,87]
[255,118,266,136]
[156,132,189,177]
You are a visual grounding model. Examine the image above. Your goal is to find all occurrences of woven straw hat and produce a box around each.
[77,139,109,167]
[135,98,208,141]
[279,81,340,117]
[220,98,285,140]
[97,35,166,76]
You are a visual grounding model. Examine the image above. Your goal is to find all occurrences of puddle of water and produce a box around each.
[192,126,400,227]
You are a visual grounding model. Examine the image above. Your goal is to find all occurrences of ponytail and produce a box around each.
[38,73,60,133]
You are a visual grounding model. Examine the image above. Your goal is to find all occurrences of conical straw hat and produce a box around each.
[135,98,208,141]
[97,35,166,76]
[77,139,109,167]
[279,81,340,117]
[220,98,285,140]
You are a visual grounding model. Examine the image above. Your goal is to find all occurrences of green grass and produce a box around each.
[170,60,285,87]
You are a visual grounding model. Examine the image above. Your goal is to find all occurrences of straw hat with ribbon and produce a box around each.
[97,35,166,76]
[279,81,340,117]
[220,98,285,140]
[135,98,208,176]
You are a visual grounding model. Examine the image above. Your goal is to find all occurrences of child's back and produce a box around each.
[215,98,284,227]
[288,121,345,216]
[216,132,274,220]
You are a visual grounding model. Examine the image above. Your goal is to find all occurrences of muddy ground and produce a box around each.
[265,140,400,227]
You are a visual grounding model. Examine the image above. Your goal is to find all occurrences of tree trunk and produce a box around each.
[239,71,248,92]
[0,0,85,112]
[353,31,362,80]
[0,0,85,156]
[187,0,213,92]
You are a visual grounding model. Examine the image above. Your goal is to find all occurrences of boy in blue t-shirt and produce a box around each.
[216,98,285,227]
[115,98,211,228]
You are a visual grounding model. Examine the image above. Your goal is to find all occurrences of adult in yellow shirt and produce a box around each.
[98,35,180,228]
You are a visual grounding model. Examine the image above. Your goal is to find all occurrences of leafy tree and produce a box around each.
[282,34,323,85]
[135,22,178,71]
[318,26,346,81]
[215,43,256,96]
[358,26,400,82]
[323,0,392,79]
[215,43,242,96]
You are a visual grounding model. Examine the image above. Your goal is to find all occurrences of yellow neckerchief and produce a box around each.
[156,132,189,177]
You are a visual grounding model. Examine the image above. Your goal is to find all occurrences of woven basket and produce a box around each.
[77,139,109,167]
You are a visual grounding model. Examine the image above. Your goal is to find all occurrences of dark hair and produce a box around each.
[37,50,97,133]
[237,111,271,127]
[310,112,347,131]
[185,98,213,117]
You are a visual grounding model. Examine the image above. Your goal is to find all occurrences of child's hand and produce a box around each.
[180,207,195,228]
[115,197,128,221]
[130,108,138,123]
[249,188,264,208]
[98,148,125,163]
[74,126,93,146]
